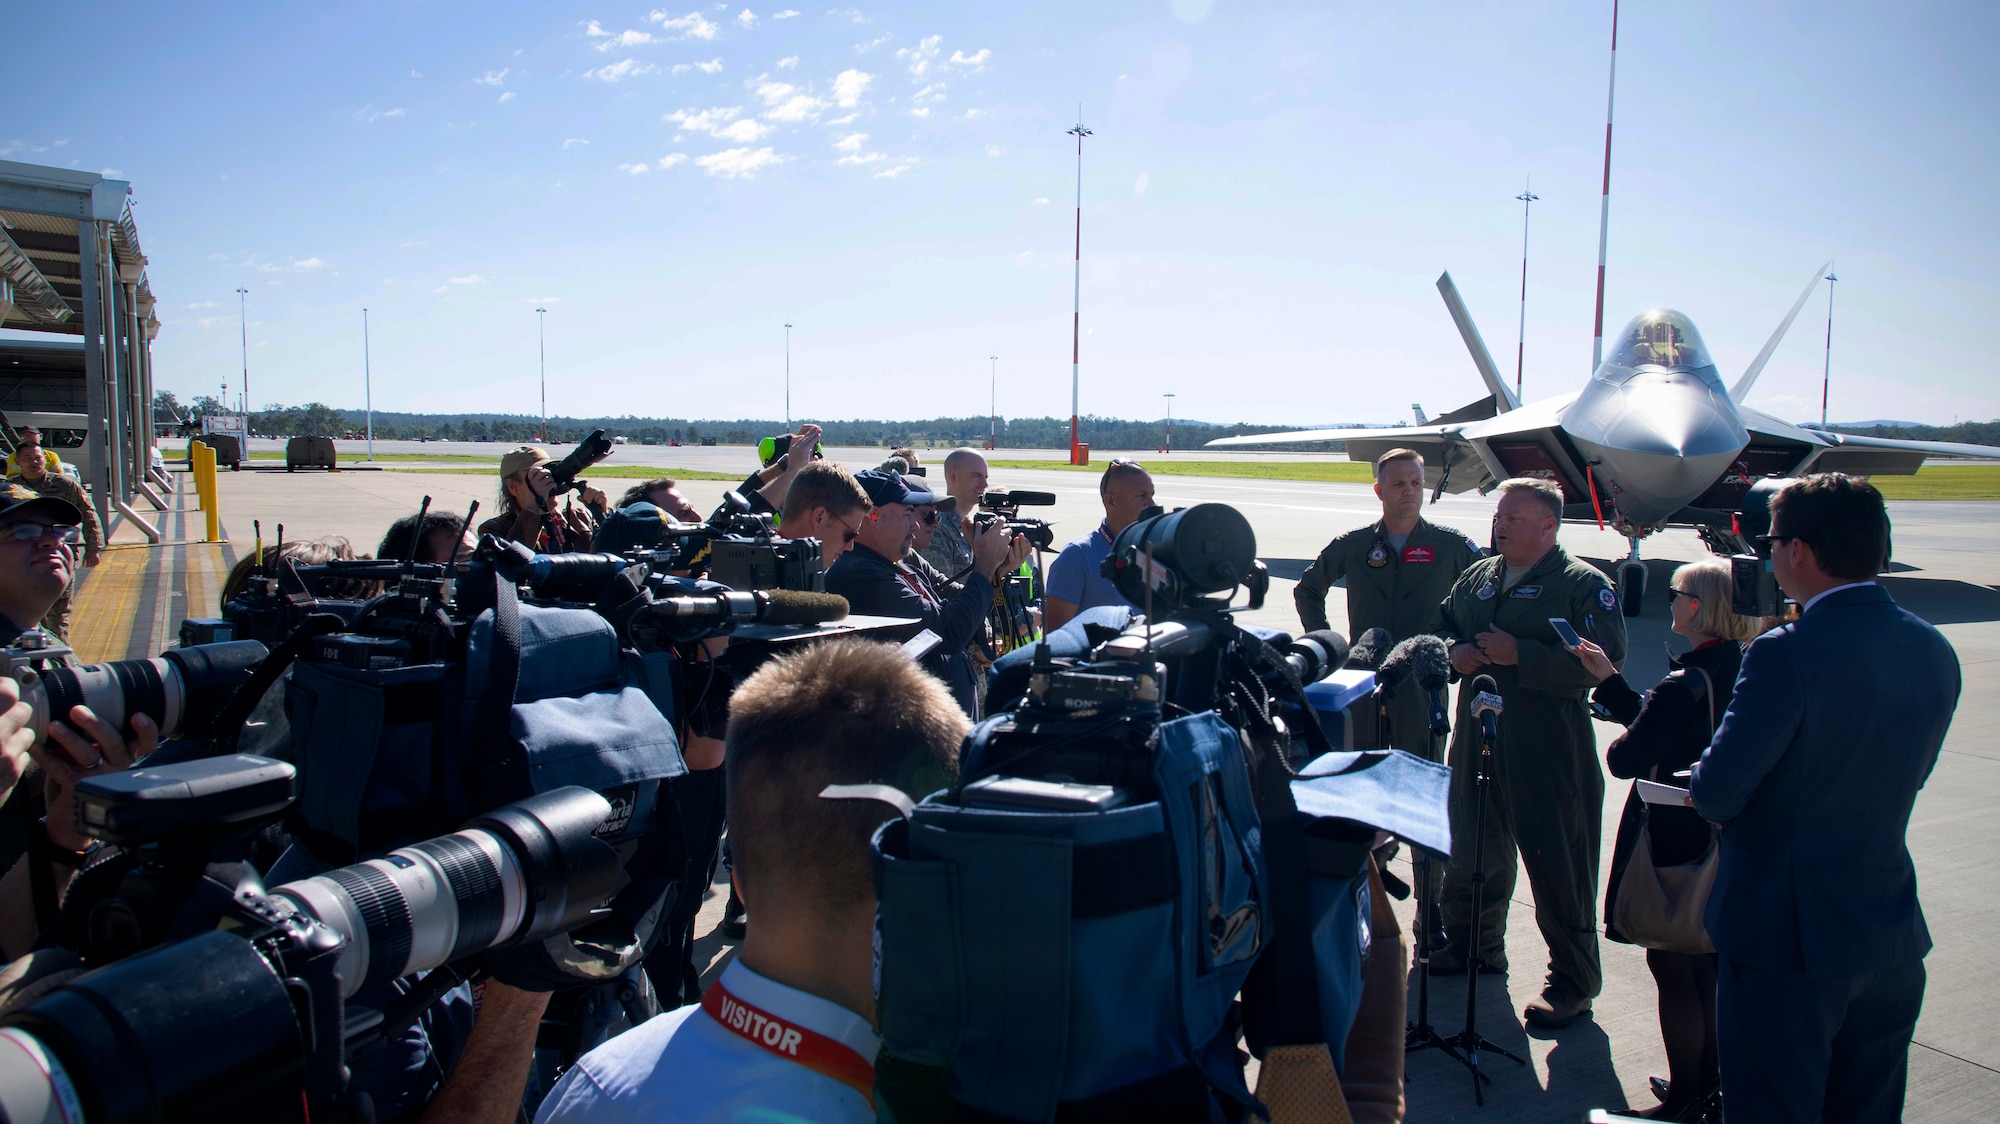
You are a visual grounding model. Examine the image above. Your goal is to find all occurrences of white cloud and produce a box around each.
[383,108,406,117]
[833,132,871,158]
[755,80,796,104]
[667,105,742,132]
[1134,170,1149,194]
[874,161,915,179]
[961,107,985,119]
[659,153,688,168]
[100,168,124,177]
[985,144,1004,157]
[447,274,486,285]
[498,91,517,103]
[908,107,930,118]
[586,59,657,81]
[913,81,945,104]
[187,300,218,309]
[410,69,423,78]
[854,33,891,53]
[207,252,229,261]
[831,69,873,107]
[649,10,721,39]
[476,68,509,85]
[1033,197,1049,204]
[619,162,651,174]
[713,118,774,142]
[562,137,590,148]
[764,94,825,122]
[947,48,991,70]
[776,55,799,68]
[695,146,786,177]
[736,9,756,27]
[772,7,799,16]
[896,34,941,77]
[672,58,724,74]
[825,111,857,125]
[294,257,325,270]
[353,105,407,123]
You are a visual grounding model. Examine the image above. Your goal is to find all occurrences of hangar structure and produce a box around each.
[0,159,164,539]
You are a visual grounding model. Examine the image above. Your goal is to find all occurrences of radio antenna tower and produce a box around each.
[1067,111,1092,466]
[1514,178,1539,399]
[1589,0,1619,372]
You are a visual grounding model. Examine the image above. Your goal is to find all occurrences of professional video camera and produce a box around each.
[973,488,1056,552]
[1727,476,1790,617]
[871,502,1447,1121]
[545,428,616,498]
[0,755,625,1124]
[968,489,1057,654]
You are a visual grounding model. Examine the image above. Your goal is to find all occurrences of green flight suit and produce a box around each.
[1434,544,1627,1003]
[1294,516,1482,758]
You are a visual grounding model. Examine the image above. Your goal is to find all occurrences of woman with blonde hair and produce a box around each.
[1569,556,1762,1121]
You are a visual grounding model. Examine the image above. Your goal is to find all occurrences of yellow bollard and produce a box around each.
[193,442,223,542]
[188,441,207,509]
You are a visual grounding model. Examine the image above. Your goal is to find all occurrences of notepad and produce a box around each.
[1636,779,1697,808]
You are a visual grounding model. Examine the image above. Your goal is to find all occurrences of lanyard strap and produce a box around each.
[701,981,877,1106]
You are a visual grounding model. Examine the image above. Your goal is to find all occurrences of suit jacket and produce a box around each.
[1690,584,1960,977]
[825,543,992,717]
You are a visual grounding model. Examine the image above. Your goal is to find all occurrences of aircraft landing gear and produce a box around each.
[1616,539,1646,617]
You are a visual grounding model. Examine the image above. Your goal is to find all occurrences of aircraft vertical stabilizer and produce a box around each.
[1728,261,1832,402]
[1437,272,1522,413]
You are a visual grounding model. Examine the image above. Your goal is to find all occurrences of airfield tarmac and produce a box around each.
[78,443,2000,1121]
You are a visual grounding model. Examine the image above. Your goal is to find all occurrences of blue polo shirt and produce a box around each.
[1046,522,1135,614]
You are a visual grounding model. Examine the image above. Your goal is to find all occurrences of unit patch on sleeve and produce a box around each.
[1476,580,1497,601]
[1598,586,1619,612]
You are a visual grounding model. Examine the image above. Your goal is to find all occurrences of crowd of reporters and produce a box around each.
[0,424,1960,1124]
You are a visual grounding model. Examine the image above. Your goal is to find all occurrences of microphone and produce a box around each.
[1375,636,1423,699]
[1280,630,1350,685]
[1345,627,1393,671]
[646,589,850,635]
[1469,674,1504,745]
[1408,635,1452,736]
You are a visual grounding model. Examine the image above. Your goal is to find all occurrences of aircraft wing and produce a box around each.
[1738,405,2000,475]
[1205,423,1458,449]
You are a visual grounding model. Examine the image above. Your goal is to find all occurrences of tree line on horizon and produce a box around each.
[154,391,2000,454]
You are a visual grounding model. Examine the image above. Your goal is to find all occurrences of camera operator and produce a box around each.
[1044,458,1154,631]
[613,476,703,522]
[826,471,1024,717]
[917,448,987,576]
[1688,474,1957,1123]
[774,461,871,567]
[378,511,476,566]
[1434,476,1626,1031]
[737,424,823,517]
[536,638,964,1123]
[480,446,609,552]
[9,436,101,640]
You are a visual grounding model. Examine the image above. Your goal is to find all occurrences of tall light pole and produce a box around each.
[1820,268,1838,427]
[235,286,250,416]
[1067,115,1093,465]
[1589,0,1620,373]
[1162,392,1175,454]
[1514,180,1539,399]
[362,308,374,461]
[784,323,793,431]
[989,355,998,451]
[535,307,548,442]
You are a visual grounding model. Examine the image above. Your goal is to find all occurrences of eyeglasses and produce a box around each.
[0,522,80,545]
[919,508,941,525]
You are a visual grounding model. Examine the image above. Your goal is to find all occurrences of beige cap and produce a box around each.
[500,446,551,477]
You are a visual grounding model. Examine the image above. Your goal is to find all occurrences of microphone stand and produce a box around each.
[1404,716,1457,1065]
[1440,692,1527,1104]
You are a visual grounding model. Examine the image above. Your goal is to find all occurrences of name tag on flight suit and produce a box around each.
[1402,546,1434,564]
[1509,585,1542,598]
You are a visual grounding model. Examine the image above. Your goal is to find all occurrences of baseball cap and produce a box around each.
[0,482,81,526]
[852,469,937,508]
[500,446,551,477]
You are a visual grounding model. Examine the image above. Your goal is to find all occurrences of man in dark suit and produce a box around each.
[1691,473,1960,1123]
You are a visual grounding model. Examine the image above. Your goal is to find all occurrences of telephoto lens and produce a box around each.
[271,786,626,997]
[21,640,269,742]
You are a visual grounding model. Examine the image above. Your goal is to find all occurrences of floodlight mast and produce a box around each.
[363,307,373,461]
[1068,116,1092,466]
[536,307,548,442]
[1515,179,1539,399]
[235,287,249,416]
[989,355,998,450]
[1821,268,1838,426]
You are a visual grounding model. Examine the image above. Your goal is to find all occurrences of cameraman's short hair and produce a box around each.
[1373,448,1425,481]
[780,461,869,525]
[726,638,965,918]
[1496,476,1565,522]
[1099,458,1150,497]
[377,512,468,563]
[617,477,679,509]
[1671,557,1765,643]
[1770,473,1890,582]
[943,448,985,478]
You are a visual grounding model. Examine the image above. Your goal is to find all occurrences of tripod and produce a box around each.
[1437,683,1527,1104]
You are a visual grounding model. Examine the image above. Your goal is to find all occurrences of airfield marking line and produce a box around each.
[1912,1040,2000,1077]
[69,545,147,663]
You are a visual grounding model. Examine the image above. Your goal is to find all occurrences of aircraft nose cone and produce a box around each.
[1563,369,1749,525]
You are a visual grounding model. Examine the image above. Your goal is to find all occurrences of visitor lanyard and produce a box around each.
[701,980,877,1106]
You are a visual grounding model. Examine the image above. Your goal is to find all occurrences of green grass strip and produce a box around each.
[378,465,748,482]
[986,458,1379,484]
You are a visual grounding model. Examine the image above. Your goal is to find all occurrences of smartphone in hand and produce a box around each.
[1548,617,1584,648]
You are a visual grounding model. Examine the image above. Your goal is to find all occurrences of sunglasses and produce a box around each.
[1666,587,1696,603]
[1755,534,1798,547]
[1109,458,1144,470]
[835,513,865,544]
[1,522,80,545]
[919,508,941,525]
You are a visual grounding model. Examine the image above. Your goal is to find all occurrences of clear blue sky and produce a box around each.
[8,0,1996,426]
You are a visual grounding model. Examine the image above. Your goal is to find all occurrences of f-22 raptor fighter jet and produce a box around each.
[1208,264,2000,614]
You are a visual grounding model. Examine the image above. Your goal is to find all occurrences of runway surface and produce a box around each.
[83,449,2000,1120]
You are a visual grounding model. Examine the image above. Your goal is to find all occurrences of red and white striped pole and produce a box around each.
[1590,0,1619,373]
[1068,118,1092,465]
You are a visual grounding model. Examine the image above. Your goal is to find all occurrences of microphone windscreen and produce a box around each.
[1470,673,1497,696]
[761,589,850,626]
[1377,636,1422,691]
[1285,630,1350,681]
[1411,635,1451,690]
[1346,627,1393,671]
